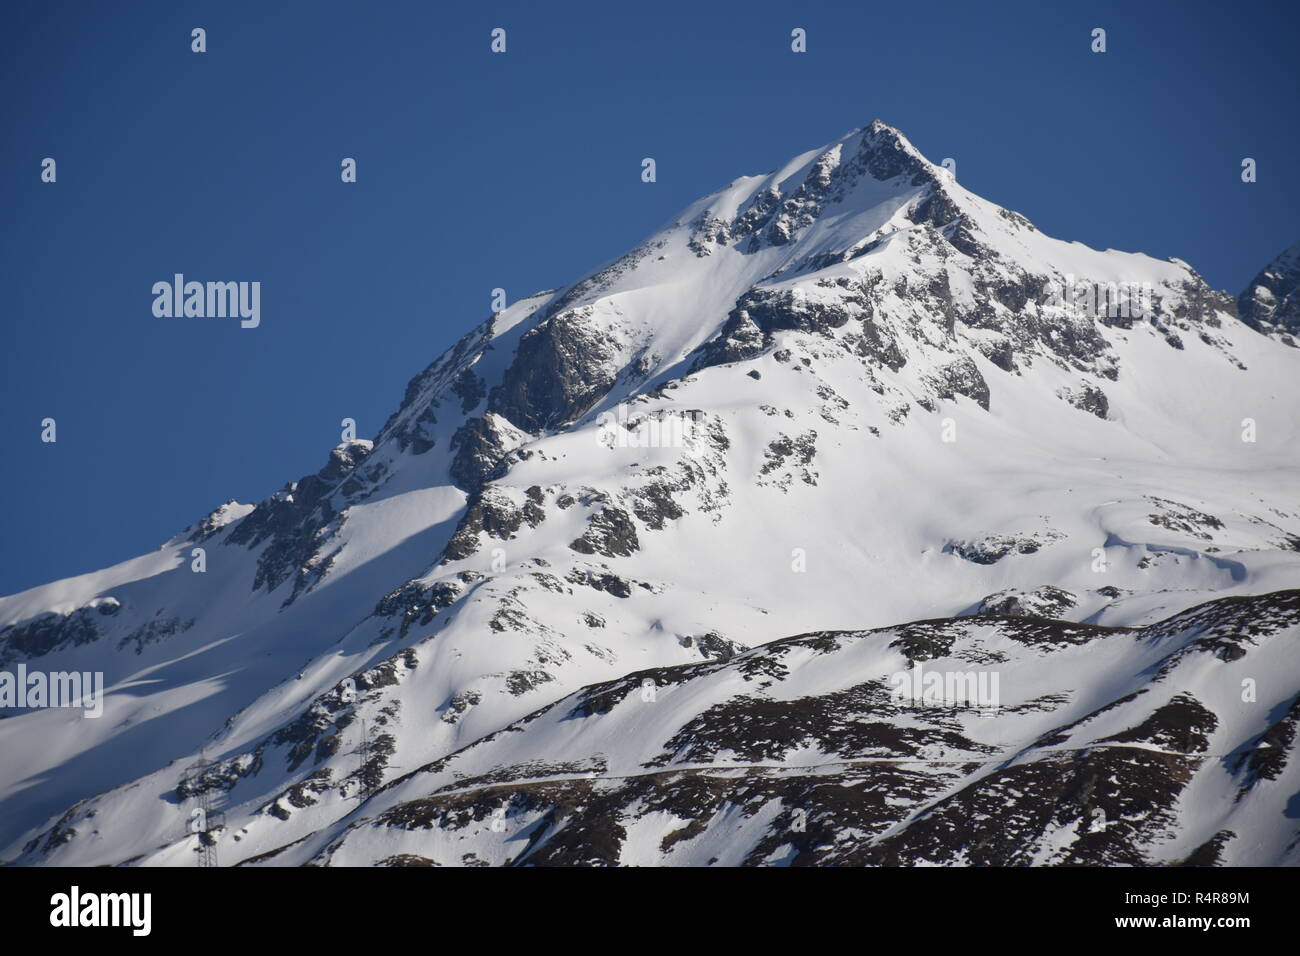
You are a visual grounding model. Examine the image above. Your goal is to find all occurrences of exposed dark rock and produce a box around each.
[1060,384,1110,419]
[566,568,633,599]
[506,669,556,696]
[678,631,745,662]
[972,586,1078,619]
[628,481,685,531]
[448,416,512,493]
[1147,497,1224,541]
[442,488,525,563]
[0,607,102,666]
[759,430,818,488]
[1238,240,1300,340]
[441,690,483,725]
[1230,693,1300,794]
[569,508,640,558]
[118,616,194,654]
[925,356,990,410]
[451,367,486,414]
[375,579,463,636]
[1178,830,1236,867]
[490,308,620,432]
[945,530,1061,564]
[225,441,372,602]
[1100,693,1219,755]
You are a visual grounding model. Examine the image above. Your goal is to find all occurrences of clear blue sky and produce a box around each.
[2,0,1297,596]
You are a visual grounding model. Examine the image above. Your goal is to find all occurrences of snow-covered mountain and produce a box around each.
[4,120,1299,867]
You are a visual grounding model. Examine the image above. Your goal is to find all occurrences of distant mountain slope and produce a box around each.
[281,589,1300,867]
[17,590,1300,866]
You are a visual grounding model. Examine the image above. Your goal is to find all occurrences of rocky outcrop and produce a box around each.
[1238,240,1300,343]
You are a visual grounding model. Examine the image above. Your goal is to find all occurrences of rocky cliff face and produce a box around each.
[1239,240,1300,344]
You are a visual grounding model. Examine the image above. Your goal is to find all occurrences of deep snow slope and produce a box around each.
[3,121,1298,866]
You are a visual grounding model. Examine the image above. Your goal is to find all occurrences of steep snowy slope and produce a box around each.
[3,121,1299,866]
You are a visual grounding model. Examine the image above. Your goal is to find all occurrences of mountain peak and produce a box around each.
[860,117,932,164]
[681,120,949,262]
